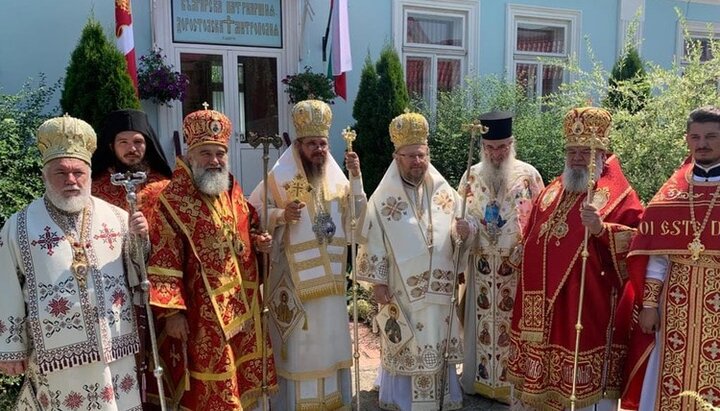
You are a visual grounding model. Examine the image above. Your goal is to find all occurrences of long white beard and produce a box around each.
[45,185,91,213]
[191,162,230,196]
[479,146,516,193]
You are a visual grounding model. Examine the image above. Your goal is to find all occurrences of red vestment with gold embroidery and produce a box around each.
[92,169,169,217]
[622,163,720,411]
[146,158,276,410]
[508,156,643,410]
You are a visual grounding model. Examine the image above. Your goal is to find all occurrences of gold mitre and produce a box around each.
[37,114,97,165]
[389,112,429,150]
[292,99,332,139]
[563,107,612,150]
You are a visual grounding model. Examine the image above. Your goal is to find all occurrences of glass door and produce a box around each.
[176,49,286,191]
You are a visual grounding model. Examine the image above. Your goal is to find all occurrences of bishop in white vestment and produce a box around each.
[249,99,366,410]
[357,112,475,411]
[0,115,146,410]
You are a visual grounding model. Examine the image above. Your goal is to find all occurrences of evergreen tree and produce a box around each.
[604,46,649,113]
[352,45,409,195]
[61,18,140,134]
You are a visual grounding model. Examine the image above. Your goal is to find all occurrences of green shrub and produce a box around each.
[353,46,410,195]
[422,75,565,188]
[61,18,140,133]
[0,75,60,226]
[425,11,719,203]
[0,74,58,407]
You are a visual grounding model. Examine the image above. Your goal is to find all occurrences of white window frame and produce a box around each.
[506,4,581,98]
[392,0,479,110]
[676,20,719,65]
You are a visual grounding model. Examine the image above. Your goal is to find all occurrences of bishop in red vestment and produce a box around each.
[508,107,643,410]
[146,107,276,410]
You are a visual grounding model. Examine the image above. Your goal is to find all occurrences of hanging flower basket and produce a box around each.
[137,48,190,106]
[282,66,336,104]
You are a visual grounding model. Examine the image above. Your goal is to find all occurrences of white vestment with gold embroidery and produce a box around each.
[249,146,366,410]
[0,196,141,410]
[357,161,473,411]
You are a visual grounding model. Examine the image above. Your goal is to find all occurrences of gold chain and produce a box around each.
[537,191,580,245]
[687,180,720,261]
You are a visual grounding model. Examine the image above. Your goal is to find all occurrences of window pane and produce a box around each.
[407,12,463,47]
[437,58,461,93]
[238,56,278,142]
[516,63,538,98]
[685,37,714,61]
[517,22,565,53]
[542,65,564,96]
[406,56,431,100]
[180,53,224,118]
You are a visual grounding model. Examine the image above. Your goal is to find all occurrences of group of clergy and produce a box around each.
[1,102,719,411]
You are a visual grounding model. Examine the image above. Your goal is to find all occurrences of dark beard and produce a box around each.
[112,159,149,174]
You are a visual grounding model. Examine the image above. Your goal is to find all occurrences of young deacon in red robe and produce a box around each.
[507,107,644,411]
[146,107,277,410]
[91,109,172,215]
[622,106,720,411]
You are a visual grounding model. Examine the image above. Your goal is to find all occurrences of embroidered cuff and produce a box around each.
[643,278,663,308]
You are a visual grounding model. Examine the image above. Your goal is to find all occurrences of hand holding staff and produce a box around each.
[341,126,363,411]
[438,120,487,411]
[569,126,601,411]
[247,132,283,411]
[111,171,167,411]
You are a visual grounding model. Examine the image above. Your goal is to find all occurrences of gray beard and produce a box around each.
[562,164,603,193]
[478,147,516,194]
[192,166,230,196]
[45,186,90,213]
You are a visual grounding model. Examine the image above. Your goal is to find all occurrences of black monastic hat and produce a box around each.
[92,109,173,178]
[479,111,514,141]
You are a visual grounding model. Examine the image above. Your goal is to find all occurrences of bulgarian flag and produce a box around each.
[115,0,138,91]
[329,0,352,100]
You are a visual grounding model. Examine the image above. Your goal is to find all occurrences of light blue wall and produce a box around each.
[296,0,393,161]
[478,0,620,81]
[643,0,720,66]
[2,0,719,151]
[0,0,154,112]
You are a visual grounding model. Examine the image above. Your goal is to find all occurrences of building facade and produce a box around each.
[1,0,719,189]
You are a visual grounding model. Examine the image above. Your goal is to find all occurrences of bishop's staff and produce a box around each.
[111,171,167,411]
[247,131,283,411]
[438,120,487,411]
[341,127,362,411]
[569,126,601,411]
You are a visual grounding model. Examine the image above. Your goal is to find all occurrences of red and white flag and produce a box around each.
[330,0,352,100]
[115,0,138,91]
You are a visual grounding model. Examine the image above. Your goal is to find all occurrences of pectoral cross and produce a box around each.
[284,173,312,202]
[688,237,705,261]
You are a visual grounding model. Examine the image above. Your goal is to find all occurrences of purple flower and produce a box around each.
[138,48,189,106]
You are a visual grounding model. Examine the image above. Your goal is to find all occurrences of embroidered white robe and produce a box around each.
[249,146,366,410]
[357,161,474,411]
[457,159,543,402]
[0,196,141,410]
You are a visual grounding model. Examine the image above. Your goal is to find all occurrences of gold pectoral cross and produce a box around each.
[284,173,312,202]
[688,237,705,261]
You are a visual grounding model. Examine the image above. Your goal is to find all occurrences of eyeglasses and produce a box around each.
[397,152,428,161]
[302,141,329,151]
[483,143,511,153]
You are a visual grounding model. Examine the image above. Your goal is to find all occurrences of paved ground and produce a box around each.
[350,323,509,411]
